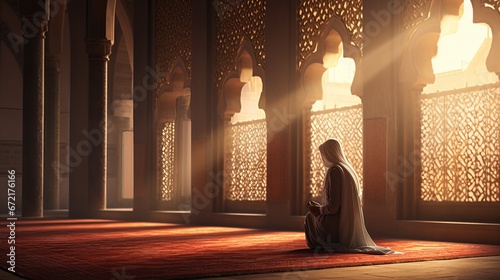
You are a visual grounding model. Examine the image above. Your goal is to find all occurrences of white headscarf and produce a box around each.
[319,139,361,198]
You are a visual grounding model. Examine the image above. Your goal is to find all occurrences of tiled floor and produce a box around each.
[1,256,499,279]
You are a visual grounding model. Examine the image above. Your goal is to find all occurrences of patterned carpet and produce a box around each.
[1,219,500,279]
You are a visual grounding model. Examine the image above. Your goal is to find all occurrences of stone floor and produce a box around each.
[1,255,499,279]
[202,256,500,280]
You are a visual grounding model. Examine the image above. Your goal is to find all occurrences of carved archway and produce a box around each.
[400,0,464,90]
[398,0,464,219]
[156,58,191,209]
[106,1,136,208]
[218,39,265,121]
[217,39,267,212]
[399,0,500,222]
[157,58,191,122]
[299,16,362,107]
[297,16,364,211]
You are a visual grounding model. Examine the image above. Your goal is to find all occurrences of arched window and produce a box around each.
[309,55,363,201]
[107,28,135,209]
[220,47,267,213]
[401,0,500,223]
[419,0,499,210]
[157,62,191,210]
[224,77,266,206]
[299,26,363,208]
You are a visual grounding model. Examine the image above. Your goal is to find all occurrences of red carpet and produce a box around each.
[1,219,500,279]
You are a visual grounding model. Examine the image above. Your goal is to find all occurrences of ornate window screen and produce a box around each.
[308,105,363,197]
[482,0,500,13]
[160,122,176,201]
[297,0,363,67]
[215,0,266,88]
[155,0,192,89]
[224,119,267,201]
[419,84,500,202]
[401,0,433,31]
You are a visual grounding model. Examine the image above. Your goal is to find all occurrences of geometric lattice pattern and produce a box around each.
[224,120,267,201]
[401,0,433,30]
[419,85,500,202]
[160,122,176,201]
[309,105,363,197]
[297,0,363,67]
[482,0,500,13]
[215,0,266,88]
[155,0,192,88]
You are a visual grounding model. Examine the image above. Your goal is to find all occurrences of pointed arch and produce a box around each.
[156,57,192,209]
[157,57,190,122]
[298,16,362,106]
[398,0,500,223]
[218,38,266,120]
[298,15,364,212]
[218,39,268,208]
[400,0,464,90]
[116,0,133,67]
[162,57,191,93]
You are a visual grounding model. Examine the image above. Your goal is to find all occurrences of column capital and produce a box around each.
[21,15,49,37]
[21,0,49,37]
[86,39,112,60]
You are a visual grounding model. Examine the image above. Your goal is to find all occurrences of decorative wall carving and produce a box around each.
[482,0,500,12]
[419,85,500,202]
[155,0,192,89]
[224,119,267,201]
[308,105,363,197]
[297,0,363,67]
[215,0,266,88]
[402,0,433,30]
[160,122,176,202]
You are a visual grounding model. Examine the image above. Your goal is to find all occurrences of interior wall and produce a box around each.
[0,42,23,215]
[1,1,22,214]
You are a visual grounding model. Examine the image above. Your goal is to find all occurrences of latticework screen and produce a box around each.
[160,122,175,201]
[419,84,500,202]
[297,0,363,66]
[224,119,267,201]
[309,105,363,197]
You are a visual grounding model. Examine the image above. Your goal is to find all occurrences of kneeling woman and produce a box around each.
[304,139,394,254]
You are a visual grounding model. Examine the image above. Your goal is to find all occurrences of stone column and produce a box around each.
[361,0,399,235]
[21,0,48,217]
[132,0,154,216]
[189,0,214,224]
[264,0,295,228]
[67,0,90,218]
[86,39,112,213]
[44,56,60,210]
[176,95,191,204]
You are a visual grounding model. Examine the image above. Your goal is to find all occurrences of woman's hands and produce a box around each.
[307,201,321,216]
